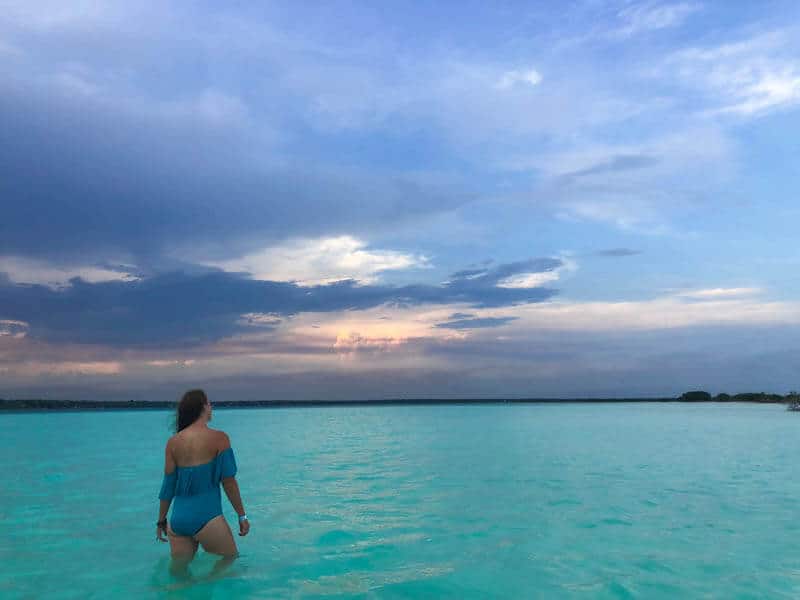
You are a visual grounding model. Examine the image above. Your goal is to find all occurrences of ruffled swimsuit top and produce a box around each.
[159,447,238,536]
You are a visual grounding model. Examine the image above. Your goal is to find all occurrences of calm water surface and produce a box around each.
[2,403,799,598]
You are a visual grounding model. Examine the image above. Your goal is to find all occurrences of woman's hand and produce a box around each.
[239,518,250,537]
[157,521,169,542]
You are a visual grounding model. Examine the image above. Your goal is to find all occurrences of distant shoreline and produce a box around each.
[0,395,791,411]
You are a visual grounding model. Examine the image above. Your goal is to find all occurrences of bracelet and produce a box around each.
[238,514,248,522]
[157,519,167,528]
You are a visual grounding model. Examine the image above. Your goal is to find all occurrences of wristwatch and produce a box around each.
[238,514,248,522]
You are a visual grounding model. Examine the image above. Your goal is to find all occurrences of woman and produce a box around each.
[156,389,250,565]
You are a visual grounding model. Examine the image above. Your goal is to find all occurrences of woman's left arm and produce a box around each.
[156,438,176,542]
[222,477,250,537]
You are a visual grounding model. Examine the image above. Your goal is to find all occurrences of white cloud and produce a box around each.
[0,319,28,338]
[718,68,800,116]
[497,256,577,289]
[146,359,196,368]
[511,127,734,233]
[614,2,701,37]
[514,294,799,331]
[674,287,762,300]
[526,128,732,178]
[496,68,542,90]
[238,313,282,329]
[0,0,134,30]
[333,331,408,354]
[497,271,561,288]
[0,256,138,288]
[667,31,800,116]
[434,60,640,142]
[207,235,429,285]
[10,360,123,376]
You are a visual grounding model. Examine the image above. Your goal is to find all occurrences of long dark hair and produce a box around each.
[175,389,208,432]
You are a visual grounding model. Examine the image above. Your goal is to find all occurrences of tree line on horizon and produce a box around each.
[679,390,798,403]
[1,393,800,409]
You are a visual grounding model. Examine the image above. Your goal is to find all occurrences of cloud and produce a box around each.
[206,235,429,285]
[516,127,735,232]
[593,248,642,257]
[445,258,565,292]
[333,332,408,354]
[0,257,560,346]
[0,77,468,266]
[718,69,800,116]
[435,316,519,330]
[495,68,542,90]
[0,0,717,268]
[7,360,122,377]
[531,129,732,181]
[0,319,28,338]
[146,359,196,368]
[614,2,701,37]
[559,154,659,181]
[447,312,475,320]
[433,59,641,144]
[0,0,135,30]
[666,31,800,117]
[3,282,800,399]
[511,294,798,331]
[0,256,138,288]
[673,287,762,300]
[496,271,562,289]
[1,2,799,401]
[9,317,800,400]
[496,256,576,289]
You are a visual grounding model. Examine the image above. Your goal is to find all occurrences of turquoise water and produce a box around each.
[2,403,800,598]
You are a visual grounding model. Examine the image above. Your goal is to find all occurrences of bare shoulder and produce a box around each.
[164,434,179,469]
[211,428,231,450]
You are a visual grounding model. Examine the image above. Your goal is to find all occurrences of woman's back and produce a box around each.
[171,427,227,467]
[164,426,236,496]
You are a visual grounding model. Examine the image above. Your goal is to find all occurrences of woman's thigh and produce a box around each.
[167,524,198,559]
[194,515,238,557]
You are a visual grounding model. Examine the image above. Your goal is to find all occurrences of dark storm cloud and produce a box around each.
[0,258,560,346]
[0,82,467,265]
[434,316,518,330]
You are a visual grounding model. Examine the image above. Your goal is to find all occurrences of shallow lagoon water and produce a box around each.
[2,402,800,598]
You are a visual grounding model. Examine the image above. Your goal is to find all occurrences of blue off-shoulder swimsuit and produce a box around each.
[158,447,238,536]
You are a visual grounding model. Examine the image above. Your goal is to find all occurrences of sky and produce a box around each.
[2,1,800,401]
